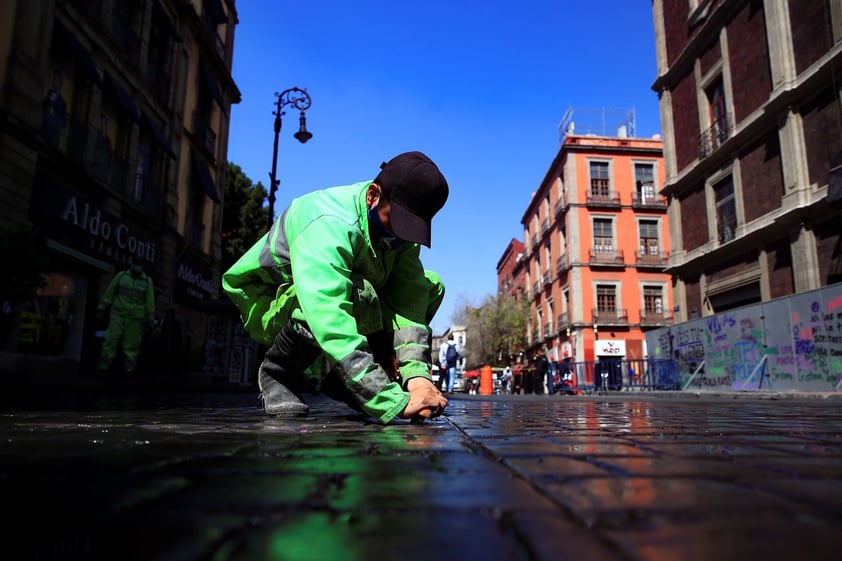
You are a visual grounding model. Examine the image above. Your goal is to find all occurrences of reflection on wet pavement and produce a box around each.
[1,392,841,560]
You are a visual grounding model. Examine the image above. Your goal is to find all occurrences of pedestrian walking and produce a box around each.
[223,151,450,424]
[97,258,155,375]
[532,351,549,395]
[438,334,464,393]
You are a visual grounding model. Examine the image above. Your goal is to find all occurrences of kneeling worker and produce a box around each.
[223,151,450,424]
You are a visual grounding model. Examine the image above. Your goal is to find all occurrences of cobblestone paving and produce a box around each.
[2,391,841,560]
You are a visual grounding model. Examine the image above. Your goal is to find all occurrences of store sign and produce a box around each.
[38,183,156,268]
[60,196,157,263]
[174,257,216,302]
[595,339,626,356]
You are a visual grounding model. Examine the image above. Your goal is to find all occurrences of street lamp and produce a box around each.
[267,87,312,229]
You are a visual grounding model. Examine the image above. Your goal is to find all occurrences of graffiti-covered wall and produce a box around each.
[645,284,842,391]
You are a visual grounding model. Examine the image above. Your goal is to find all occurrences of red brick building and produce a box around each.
[496,238,526,300]
[652,0,842,319]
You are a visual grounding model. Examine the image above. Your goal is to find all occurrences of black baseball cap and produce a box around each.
[374,151,449,247]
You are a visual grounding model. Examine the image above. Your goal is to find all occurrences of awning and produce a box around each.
[191,149,220,204]
[142,112,176,160]
[55,21,103,87]
[104,74,143,126]
[200,61,225,111]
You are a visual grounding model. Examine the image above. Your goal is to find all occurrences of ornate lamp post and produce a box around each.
[267,87,312,229]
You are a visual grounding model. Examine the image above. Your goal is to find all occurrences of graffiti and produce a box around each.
[706,314,736,335]
[646,285,842,392]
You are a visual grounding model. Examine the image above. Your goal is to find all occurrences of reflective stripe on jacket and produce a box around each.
[99,270,154,319]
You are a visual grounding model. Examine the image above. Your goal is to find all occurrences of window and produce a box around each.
[148,4,174,102]
[707,78,728,149]
[558,221,566,253]
[639,219,660,254]
[596,284,616,312]
[714,178,737,243]
[590,161,610,197]
[635,163,656,202]
[133,149,148,202]
[643,286,663,315]
[593,218,613,253]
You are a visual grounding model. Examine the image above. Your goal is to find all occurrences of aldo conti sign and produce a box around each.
[174,257,216,302]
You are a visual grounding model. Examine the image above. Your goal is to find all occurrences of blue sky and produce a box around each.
[226,0,661,335]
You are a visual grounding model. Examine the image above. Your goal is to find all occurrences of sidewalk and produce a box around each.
[2,389,841,560]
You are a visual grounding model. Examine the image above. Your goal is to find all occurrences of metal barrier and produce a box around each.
[556,358,681,394]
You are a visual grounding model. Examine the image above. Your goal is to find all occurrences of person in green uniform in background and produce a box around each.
[223,151,450,424]
[97,257,155,375]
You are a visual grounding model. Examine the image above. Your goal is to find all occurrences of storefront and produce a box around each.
[8,176,160,373]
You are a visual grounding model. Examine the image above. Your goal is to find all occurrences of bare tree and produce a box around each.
[457,292,529,368]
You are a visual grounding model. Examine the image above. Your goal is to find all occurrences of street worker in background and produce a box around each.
[97,258,155,375]
[438,333,464,392]
[223,151,450,424]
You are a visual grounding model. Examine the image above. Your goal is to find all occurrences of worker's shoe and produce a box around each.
[257,320,322,417]
[258,369,309,416]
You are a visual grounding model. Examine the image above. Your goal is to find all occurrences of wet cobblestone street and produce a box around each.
[2,390,842,561]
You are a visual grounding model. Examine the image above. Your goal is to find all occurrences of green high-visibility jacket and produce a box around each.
[98,270,155,320]
[222,182,444,423]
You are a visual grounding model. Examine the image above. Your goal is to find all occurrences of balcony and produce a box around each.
[639,311,673,327]
[635,250,669,269]
[530,234,538,249]
[632,193,667,210]
[592,308,629,326]
[698,114,731,159]
[542,271,552,286]
[556,312,570,332]
[540,219,550,238]
[588,248,625,267]
[556,254,570,273]
[532,281,541,297]
[543,322,553,338]
[586,193,621,209]
[554,197,568,216]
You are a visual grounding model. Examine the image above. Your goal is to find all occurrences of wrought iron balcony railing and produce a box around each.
[591,308,629,325]
[698,114,731,159]
[631,193,667,209]
[635,250,669,268]
[588,248,625,267]
[639,311,673,326]
[586,193,621,208]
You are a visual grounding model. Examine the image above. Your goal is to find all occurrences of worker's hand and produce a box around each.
[399,377,448,422]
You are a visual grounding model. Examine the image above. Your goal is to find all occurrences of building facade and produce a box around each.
[496,238,526,299]
[521,129,672,368]
[652,0,842,320]
[0,0,242,376]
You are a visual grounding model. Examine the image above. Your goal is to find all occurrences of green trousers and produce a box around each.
[99,313,144,372]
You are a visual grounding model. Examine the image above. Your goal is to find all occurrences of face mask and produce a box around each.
[368,205,405,250]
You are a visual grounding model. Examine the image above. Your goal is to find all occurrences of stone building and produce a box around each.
[651,0,842,319]
[0,0,245,378]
